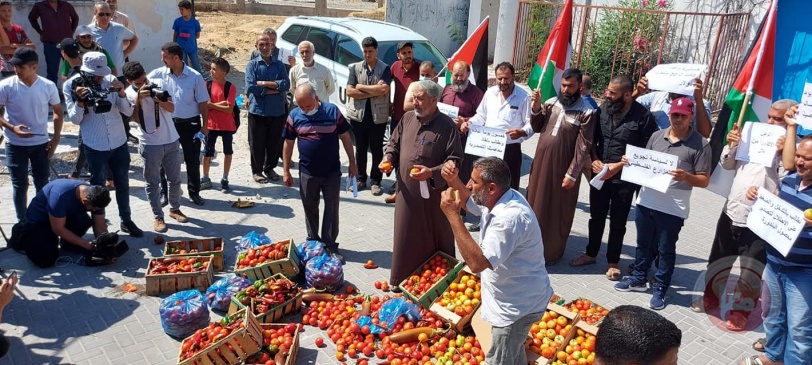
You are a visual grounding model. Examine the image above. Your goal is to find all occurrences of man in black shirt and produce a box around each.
[569,75,658,281]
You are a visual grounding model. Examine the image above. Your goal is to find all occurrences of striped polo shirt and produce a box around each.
[772,172,812,267]
[282,101,349,177]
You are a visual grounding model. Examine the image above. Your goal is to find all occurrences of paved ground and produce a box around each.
[0,112,761,365]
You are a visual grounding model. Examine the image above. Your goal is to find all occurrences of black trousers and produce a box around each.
[248,113,286,175]
[704,211,767,306]
[351,119,386,185]
[22,213,92,268]
[503,143,522,191]
[586,180,636,263]
[299,171,341,248]
[161,117,202,197]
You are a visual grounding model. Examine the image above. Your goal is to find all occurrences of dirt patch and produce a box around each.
[349,7,385,21]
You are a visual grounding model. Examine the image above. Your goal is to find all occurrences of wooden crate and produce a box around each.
[428,268,480,333]
[177,308,263,365]
[399,251,464,308]
[164,238,225,271]
[234,239,301,281]
[227,274,303,323]
[146,256,214,296]
[244,323,301,365]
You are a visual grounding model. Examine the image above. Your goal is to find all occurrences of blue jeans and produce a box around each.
[761,259,812,364]
[5,143,50,222]
[631,205,684,292]
[85,143,131,221]
[43,42,61,85]
[183,49,203,75]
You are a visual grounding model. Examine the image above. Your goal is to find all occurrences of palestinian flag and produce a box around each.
[527,0,573,99]
[709,0,776,168]
[445,17,489,92]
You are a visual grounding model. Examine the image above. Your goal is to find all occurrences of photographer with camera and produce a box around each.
[15,179,115,267]
[63,51,143,237]
[124,61,190,233]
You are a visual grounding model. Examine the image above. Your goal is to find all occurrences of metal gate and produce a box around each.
[513,1,751,111]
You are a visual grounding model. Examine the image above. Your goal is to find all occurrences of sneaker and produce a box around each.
[253,174,268,184]
[466,222,480,232]
[220,178,230,192]
[169,209,188,223]
[200,177,212,190]
[370,183,383,196]
[614,277,648,292]
[153,218,167,233]
[190,195,205,206]
[121,220,143,237]
[326,247,345,265]
[650,288,667,310]
[690,295,719,313]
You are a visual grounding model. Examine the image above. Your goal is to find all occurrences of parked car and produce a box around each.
[276,16,448,117]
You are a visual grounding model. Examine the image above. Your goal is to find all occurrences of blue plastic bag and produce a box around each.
[236,231,271,253]
[305,253,344,291]
[205,275,252,311]
[297,240,325,264]
[378,297,421,331]
[355,315,388,334]
[160,289,210,338]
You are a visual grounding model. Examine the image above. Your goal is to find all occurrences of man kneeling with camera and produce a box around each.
[64,51,143,238]
[15,179,128,267]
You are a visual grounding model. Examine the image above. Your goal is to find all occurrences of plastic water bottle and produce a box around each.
[236,94,245,109]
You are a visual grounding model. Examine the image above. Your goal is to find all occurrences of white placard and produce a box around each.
[645,63,708,96]
[798,82,812,130]
[437,102,460,119]
[279,48,293,65]
[747,187,805,257]
[620,145,679,193]
[465,125,507,158]
[589,164,609,190]
[735,121,785,167]
[706,162,736,198]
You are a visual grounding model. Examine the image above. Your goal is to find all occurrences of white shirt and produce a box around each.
[468,85,534,144]
[63,74,133,151]
[125,78,179,146]
[289,62,334,102]
[148,66,210,119]
[467,189,553,327]
[0,76,60,146]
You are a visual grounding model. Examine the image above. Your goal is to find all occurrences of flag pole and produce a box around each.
[736,0,776,128]
[536,39,556,90]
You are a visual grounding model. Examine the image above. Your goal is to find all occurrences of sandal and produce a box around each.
[606,265,621,281]
[569,253,597,267]
[253,174,268,183]
[738,355,765,365]
[752,338,766,352]
[725,311,747,331]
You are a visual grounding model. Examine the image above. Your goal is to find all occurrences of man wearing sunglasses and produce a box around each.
[87,2,137,76]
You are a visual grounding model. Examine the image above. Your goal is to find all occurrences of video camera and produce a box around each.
[84,231,129,266]
[144,83,170,102]
[72,71,115,114]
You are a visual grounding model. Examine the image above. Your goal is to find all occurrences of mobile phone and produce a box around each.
[9,271,16,280]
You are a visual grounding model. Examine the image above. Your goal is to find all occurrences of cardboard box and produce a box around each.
[525,304,579,365]
[560,298,612,334]
[234,239,301,280]
[399,251,464,308]
[429,267,481,333]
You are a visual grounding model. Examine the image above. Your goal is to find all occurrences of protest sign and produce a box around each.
[645,63,707,96]
[465,125,507,158]
[620,145,678,193]
[437,102,460,119]
[735,121,785,167]
[798,82,812,129]
[747,187,805,257]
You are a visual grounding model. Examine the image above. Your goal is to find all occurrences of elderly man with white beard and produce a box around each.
[440,60,484,188]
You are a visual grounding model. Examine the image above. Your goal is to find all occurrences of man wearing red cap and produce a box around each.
[614,97,711,310]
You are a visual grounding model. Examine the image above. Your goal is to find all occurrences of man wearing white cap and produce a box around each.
[64,51,143,237]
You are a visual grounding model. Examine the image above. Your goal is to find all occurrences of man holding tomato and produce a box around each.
[439,156,553,365]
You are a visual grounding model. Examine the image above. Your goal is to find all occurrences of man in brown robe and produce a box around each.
[381,80,463,288]
[527,68,598,265]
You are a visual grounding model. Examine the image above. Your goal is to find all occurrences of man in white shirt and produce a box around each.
[0,47,63,223]
[123,61,189,233]
[289,40,333,102]
[465,62,532,191]
[439,156,552,365]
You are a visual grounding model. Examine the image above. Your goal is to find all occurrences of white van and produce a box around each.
[276,16,448,117]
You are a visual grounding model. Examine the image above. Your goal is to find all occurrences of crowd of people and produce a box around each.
[0,1,808,364]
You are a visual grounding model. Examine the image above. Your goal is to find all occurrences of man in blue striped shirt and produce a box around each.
[64,51,142,237]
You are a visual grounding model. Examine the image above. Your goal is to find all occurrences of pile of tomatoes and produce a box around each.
[178,314,246,361]
[236,242,290,270]
[564,299,610,325]
[527,310,573,359]
[245,323,299,365]
[401,255,452,298]
[549,328,596,365]
[436,273,481,318]
[148,257,209,275]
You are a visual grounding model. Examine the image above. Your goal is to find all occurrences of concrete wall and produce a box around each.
[468,0,499,60]
[194,0,354,17]
[12,0,176,76]
[385,0,470,57]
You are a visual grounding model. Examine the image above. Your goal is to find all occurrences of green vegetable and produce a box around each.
[193,262,202,268]
[238,253,246,260]
[267,344,279,355]
[253,280,263,289]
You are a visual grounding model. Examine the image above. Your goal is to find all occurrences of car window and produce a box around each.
[304,27,335,60]
[377,41,448,77]
[281,24,305,44]
[335,35,363,66]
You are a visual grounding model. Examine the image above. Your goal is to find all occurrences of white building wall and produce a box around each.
[386,0,471,57]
